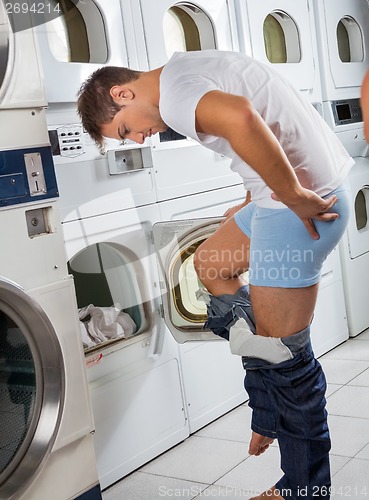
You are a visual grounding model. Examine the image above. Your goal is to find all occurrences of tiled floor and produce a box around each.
[102,330,369,499]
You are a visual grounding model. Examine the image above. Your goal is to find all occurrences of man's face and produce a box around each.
[100,98,168,144]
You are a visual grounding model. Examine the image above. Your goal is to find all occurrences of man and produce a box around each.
[77,50,352,499]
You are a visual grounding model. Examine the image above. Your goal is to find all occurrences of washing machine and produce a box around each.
[234,0,322,104]
[50,128,189,489]
[62,203,189,491]
[155,184,248,433]
[128,0,243,202]
[0,144,101,498]
[33,0,131,104]
[313,0,369,337]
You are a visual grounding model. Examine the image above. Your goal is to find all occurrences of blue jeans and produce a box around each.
[243,327,331,500]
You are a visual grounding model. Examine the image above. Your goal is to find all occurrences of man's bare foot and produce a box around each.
[248,431,274,456]
[250,485,284,499]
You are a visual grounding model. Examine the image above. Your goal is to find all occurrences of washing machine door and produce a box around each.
[153,217,231,343]
[0,278,64,499]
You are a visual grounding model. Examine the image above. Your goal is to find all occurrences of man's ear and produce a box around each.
[110,86,134,104]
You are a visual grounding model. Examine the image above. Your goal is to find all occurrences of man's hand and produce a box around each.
[271,189,339,240]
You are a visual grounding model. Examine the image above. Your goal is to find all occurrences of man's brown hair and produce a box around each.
[77,66,142,148]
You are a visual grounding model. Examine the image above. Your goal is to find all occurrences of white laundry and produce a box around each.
[79,321,97,348]
[78,304,136,346]
[229,318,293,364]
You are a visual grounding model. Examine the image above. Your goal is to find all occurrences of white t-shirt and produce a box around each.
[159,50,354,208]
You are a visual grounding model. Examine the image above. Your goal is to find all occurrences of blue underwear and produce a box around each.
[233,183,351,288]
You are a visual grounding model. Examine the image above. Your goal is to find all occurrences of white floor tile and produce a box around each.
[326,383,343,398]
[324,340,369,361]
[355,443,369,460]
[141,435,248,484]
[348,368,369,387]
[102,472,208,500]
[330,455,351,476]
[331,459,369,498]
[327,386,369,419]
[319,358,369,385]
[214,446,282,497]
[195,404,252,444]
[328,415,369,457]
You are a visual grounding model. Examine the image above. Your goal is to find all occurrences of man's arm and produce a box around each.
[195,90,338,239]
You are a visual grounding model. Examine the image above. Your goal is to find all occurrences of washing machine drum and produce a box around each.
[0,278,65,499]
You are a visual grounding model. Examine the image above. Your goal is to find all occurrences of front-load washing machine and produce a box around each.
[235,0,323,104]
[0,143,101,499]
[62,202,189,490]
[155,184,249,433]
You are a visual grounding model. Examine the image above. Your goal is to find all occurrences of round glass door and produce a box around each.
[0,279,64,499]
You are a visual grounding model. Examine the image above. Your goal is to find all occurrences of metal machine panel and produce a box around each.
[0,146,58,208]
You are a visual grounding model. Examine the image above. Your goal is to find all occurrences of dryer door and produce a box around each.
[0,279,64,499]
[153,217,240,343]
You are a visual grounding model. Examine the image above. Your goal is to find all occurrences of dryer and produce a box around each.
[313,0,369,102]
[0,0,46,109]
[33,0,131,104]
[155,184,248,433]
[234,0,322,104]
[128,0,243,202]
[0,144,101,499]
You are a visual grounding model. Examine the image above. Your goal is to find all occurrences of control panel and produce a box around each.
[332,99,363,126]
